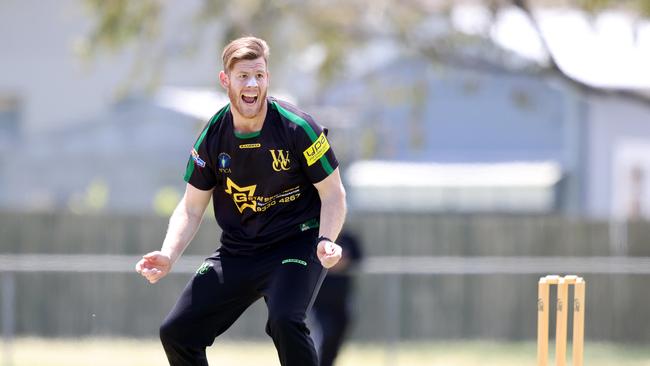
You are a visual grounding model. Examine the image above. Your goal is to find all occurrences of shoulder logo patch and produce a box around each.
[191,148,206,168]
[303,132,330,166]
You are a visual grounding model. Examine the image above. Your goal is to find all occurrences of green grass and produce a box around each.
[6,337,650,366]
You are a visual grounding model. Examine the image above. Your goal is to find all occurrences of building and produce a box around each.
[320,58,650,219]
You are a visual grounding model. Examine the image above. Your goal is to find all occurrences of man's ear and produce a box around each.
[219,70,229,89]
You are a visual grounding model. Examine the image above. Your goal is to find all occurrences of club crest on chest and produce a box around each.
[218,153,232,173]
[269,150,290,171]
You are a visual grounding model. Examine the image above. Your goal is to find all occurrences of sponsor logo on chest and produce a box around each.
[223,177,301,214]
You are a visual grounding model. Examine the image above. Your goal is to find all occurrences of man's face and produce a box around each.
[222,57,268,119]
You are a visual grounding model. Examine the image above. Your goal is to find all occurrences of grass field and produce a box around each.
[5,337,650,366]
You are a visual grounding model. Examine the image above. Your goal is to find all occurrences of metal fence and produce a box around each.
[2,211,650,346]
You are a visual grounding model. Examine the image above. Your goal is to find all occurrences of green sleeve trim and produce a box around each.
[184,104,230,182]
[271,101,334,175]
[234,130,261,139]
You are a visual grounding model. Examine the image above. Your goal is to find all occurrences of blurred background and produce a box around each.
[2,0,650,365]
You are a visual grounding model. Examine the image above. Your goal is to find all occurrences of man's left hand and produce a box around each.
[317,240,342,269]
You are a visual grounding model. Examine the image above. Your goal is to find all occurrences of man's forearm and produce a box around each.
[318,187,347,242]
[161,200,204,264]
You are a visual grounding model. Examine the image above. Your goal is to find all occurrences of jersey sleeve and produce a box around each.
[295,120,339,184]
[183,106,230,190]
[183,126,217,190]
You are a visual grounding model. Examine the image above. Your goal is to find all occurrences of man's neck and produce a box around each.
[232,102,268,134]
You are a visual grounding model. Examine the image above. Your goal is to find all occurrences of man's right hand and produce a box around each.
[135,251,171,284]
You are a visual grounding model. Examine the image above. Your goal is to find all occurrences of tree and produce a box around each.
[79,0,650,101]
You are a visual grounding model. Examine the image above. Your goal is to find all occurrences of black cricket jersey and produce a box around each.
[183,97,339,255]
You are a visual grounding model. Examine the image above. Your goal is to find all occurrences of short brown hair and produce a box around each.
[221,36,270,73]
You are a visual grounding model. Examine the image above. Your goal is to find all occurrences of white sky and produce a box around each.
[453,5,650,89]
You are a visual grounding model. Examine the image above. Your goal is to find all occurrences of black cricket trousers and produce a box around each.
[159,229,327,366]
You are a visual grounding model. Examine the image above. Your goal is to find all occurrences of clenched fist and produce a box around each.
[316,240,342,269]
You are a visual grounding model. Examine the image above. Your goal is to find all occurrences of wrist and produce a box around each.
[317,235,333,244]
[160,249,175,262]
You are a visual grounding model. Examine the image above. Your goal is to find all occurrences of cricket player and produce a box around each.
[136,36,346,366]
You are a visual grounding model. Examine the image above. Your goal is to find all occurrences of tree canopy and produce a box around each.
[79,0,650,97]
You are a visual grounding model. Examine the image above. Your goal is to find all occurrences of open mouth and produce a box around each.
[241,94,258,105]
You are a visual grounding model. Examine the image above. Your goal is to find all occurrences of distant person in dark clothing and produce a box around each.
[311,230,363,366]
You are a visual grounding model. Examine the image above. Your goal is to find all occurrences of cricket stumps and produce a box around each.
[537,275,585,366]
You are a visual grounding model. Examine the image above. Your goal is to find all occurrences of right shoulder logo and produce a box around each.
[190,148,206,168]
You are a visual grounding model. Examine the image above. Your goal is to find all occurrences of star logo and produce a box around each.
[224,177,257,213]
